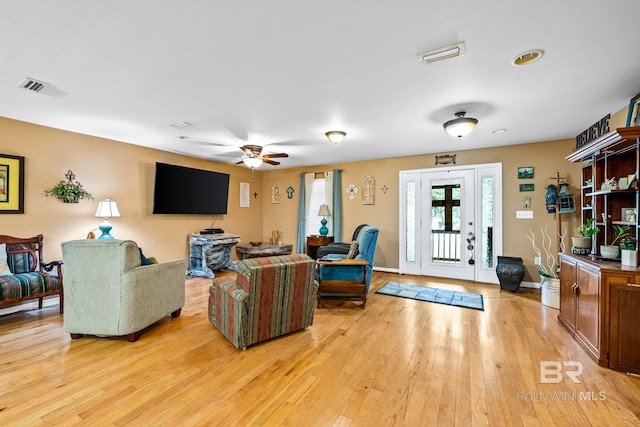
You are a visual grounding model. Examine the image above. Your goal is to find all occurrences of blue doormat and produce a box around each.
[376,282,484,311]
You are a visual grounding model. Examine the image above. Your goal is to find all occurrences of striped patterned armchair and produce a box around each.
[208,254,318,349]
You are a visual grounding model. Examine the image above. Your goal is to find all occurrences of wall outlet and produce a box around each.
[534,256,541,265]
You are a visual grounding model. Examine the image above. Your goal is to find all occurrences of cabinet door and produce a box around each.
[559,256,577,331]
[607,273,640,374]
[575,263,601,357]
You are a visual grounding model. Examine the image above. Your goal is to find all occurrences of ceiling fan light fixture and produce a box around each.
[325,130,346,144]
[443,111,478,138]
[242,157,262,168]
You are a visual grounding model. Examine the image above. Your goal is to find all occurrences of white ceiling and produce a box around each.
[1,1,639,168]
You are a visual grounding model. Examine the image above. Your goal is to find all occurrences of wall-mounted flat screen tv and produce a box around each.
[153,162,230,215]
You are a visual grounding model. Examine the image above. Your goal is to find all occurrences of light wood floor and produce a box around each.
[1,271,639,426]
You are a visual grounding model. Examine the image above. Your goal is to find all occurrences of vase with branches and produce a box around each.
[525,226,562,279]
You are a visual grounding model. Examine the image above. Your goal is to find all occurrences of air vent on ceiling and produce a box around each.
[17,77,50,93]
[171,121,191,129]
[417,41,465,64]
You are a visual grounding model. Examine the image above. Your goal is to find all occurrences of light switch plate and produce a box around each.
[516,210,534,219]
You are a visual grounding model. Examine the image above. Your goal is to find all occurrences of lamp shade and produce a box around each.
[242,157,262,168]
[317,204,330,217]
[95,199,120,218]
[325,131,346,144]
[443,112,478,137]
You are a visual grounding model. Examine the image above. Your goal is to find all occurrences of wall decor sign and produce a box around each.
[519,183,535,192]
[362,175,375,205]
[0,154,25,214]
[575,113,610,149]
[271,183,281,204]
[626,93,640,127]
[517,166,534,179]
[435,154,456,165]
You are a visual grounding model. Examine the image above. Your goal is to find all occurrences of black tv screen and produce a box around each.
[153,162,230,214]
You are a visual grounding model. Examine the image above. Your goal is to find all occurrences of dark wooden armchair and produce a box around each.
[0,234,64,314]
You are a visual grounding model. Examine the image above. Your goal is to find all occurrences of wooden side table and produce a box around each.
[306,235,334,259]
[316,259,368,308]
[235,244,293,260]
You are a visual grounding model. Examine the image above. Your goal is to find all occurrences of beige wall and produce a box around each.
[262,109,628,282]
[1,108,627,282]
[0,117,264,262]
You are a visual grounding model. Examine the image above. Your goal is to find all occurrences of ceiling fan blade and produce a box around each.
[262,153,289,159]
[263,158,280,166]
[235,160,244,165]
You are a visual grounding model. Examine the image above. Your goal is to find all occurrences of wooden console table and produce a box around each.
[316,259,368,308]
[235,244,293,260]
[306,235,334,259]
[187,233,240,278]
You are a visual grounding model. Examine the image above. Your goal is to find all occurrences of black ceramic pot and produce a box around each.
[496,256,525,292]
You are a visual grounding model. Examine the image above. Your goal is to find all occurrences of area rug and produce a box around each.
[376,282,484,311]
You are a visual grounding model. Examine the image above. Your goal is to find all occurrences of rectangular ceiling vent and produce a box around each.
[417,41,465,64]
[17,77,50,93]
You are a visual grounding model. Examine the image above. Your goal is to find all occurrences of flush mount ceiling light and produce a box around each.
[417,41,465,64]
[512,49,544,66]
[325,130,346,144]
[443,111,478,138]
[242,157,263,168]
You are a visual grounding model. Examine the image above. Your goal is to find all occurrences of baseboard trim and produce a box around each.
[373,266,399,273]
[520,280,541,289]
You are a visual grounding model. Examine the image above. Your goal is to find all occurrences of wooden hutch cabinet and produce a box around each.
[561,126,640,374]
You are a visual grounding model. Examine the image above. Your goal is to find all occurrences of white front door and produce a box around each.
[399,163,502,284]
[421,169,475,281]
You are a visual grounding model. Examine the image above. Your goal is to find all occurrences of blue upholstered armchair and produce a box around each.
[317,225,379,293]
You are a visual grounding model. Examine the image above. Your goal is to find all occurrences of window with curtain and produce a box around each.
[306,177,326,236]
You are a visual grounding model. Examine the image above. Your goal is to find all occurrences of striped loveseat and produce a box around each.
[209,254,318,349]
[0,234,63,313]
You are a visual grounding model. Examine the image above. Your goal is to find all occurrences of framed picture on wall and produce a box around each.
[0,154,25,214]
[517,166,534,179]
[519,183,535,192]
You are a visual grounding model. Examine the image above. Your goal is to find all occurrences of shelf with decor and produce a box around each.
[567,126,640,254]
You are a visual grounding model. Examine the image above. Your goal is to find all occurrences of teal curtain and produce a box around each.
[332,169,342,242]
[296,172,307,253]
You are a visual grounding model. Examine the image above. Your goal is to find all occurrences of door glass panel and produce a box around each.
[431,184,461,263]
[405,181,416,262]
[482,177,494,268]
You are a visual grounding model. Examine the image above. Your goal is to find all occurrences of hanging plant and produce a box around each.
[42,170,94,203]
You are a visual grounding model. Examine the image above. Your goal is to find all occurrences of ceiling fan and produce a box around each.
[236,144,289,166]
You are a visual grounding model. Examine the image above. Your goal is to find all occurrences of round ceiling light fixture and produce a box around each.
[512,49,544,66]
[325,130,346,144]
[443,111,478,138]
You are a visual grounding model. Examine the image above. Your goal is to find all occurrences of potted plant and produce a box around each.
[621,235,637,267]
[572,217,599,249]
[42,170,94,203]
[600,224,631,259]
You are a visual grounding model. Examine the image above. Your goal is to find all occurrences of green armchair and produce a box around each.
[61,239,186,342]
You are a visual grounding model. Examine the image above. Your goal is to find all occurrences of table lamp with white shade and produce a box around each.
[318,204,330,236]
[95,198,120,239]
